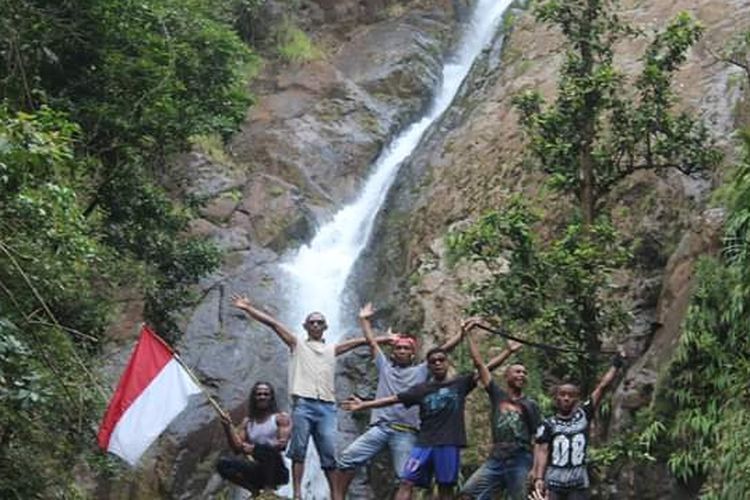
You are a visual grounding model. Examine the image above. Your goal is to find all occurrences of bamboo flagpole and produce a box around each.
[146,325,255,462]
[146,324,230,420]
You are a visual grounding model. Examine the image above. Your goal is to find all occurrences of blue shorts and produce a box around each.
[401,445,460,487]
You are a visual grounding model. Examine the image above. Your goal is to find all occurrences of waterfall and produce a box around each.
[278,0,513,497]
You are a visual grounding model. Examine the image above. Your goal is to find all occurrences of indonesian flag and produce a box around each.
[97,325,201,465]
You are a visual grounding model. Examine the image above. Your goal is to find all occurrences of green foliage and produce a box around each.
[0,0,254,494]
[513,3,721,221]
[655,136,750,496]
[447,198,629,391]
[0,107,111,498]
[275,20,321,64]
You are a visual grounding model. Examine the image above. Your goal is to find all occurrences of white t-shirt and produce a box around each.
[289,339,336,402]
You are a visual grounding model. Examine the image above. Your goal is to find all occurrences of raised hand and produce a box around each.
[359,302,375,321]
[231,293,252,310]
[461,316,487,333]
[507,337,523,352]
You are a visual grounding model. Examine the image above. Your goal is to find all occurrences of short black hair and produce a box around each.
[554,382,581,397]
[425,346,448,361]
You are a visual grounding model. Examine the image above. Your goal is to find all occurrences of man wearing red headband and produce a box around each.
[332,305,519,499]
[332,303,452,499]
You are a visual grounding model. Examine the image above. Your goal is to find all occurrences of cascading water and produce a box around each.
[279,0,513,497]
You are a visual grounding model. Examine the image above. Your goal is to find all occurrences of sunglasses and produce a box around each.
[307,319,326,326]
[428,356,448,365]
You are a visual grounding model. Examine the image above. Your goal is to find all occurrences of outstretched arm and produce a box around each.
[231,294,297,349]
[590,349,626,409]
[335,329,394,356]
[341,394,400,412]
[467,330,492,388]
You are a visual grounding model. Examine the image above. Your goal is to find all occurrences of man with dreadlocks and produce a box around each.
[218,381,292,494]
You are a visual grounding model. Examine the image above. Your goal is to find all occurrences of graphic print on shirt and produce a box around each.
[536,403,593,490]
[494,408,526,444]
[551,432,586,467]
[423,386,459,416]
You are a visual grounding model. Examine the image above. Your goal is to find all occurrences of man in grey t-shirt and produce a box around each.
[331,303,464,500]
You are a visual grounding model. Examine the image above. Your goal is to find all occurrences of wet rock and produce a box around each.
[229,8,457,208]
[238,173,318,252]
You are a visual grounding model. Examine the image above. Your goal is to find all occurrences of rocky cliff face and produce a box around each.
[351,0,749,498]
[96,0,750,498]
[95,3,461,498]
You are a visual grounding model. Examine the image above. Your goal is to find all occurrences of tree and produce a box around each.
[513,3,721,226]
[449,2,721,392]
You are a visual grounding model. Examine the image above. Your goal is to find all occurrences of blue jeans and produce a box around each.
[461,452,532,500]
[337,422,417,478]
[286,397,337,469]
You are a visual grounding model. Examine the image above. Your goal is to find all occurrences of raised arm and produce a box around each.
[590,349,626,409]
[232,294,297,348]
[467,330,492,388]
[462,317,522,372]
[341,394,400,412]
[438,325,465,353]
[486,338,523,372]
[274,412,292,450]
[358,302,381,358]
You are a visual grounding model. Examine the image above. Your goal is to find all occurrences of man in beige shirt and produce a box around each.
[232,294,389,499]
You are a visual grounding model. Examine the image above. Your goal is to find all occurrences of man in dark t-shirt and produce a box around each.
[531,351,626,500]
[460,321,540,500]
[343,335,484,500]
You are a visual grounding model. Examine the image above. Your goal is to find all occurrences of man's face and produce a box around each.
[505,364,528,391]
[303,312,327,340]
[427,352,449,380]
[391,343,415,366]
[554,384,580,415]
[253,384,272,410]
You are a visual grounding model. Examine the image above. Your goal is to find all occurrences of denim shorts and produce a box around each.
[337,422,417,478]
[286,397,337,469]
[460,452,532,500]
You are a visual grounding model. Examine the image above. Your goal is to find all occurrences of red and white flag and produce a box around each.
[97,325,201,465]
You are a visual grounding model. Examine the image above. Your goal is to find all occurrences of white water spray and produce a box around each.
[279,0,513,497]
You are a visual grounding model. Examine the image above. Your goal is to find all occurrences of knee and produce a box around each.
[216,457,232,477]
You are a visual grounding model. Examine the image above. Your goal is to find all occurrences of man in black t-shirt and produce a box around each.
[531,351,626,500]
[460,320,540,500]
[343,334,486,500]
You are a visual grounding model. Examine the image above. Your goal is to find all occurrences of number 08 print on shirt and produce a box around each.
[536,402,594,490]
